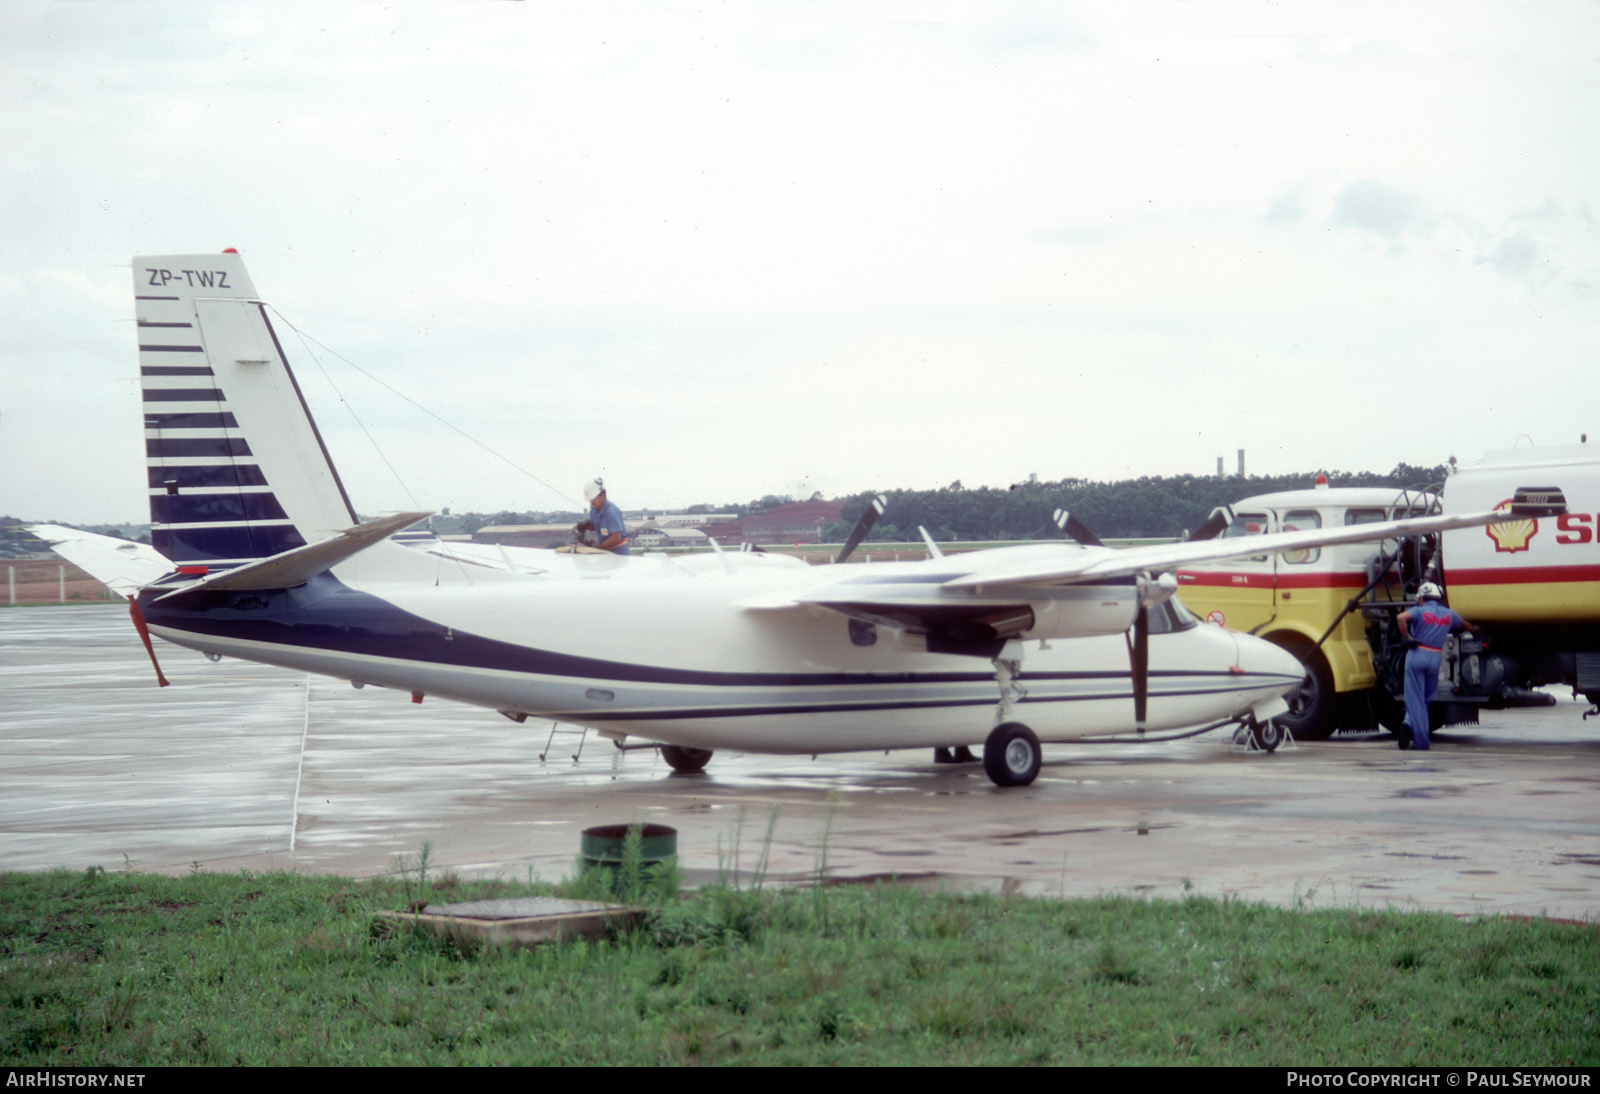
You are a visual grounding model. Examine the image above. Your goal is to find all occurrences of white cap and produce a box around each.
[583,478,605,502]
[1417,581,1442,601]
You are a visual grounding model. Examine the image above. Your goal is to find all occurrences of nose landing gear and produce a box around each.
[1232,714,1286,753]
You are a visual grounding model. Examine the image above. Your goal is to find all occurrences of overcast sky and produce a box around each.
[3,1,1597,525]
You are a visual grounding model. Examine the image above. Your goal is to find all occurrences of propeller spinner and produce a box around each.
[1129,573,1179,731]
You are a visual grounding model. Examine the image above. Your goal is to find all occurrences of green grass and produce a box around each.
[2,867,1595,1066]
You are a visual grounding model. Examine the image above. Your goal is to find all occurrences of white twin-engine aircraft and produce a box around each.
[34,252,1564,788]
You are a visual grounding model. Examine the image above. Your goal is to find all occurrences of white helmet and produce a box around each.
[583,478,605,502]
[1416,582,1443,601]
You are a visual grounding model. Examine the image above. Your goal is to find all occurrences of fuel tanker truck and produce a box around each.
[1174,444,1594,739]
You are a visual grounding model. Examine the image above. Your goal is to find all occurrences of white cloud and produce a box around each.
[1331,181,1433,240]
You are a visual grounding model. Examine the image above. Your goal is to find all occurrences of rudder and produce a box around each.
[135,252,358,568]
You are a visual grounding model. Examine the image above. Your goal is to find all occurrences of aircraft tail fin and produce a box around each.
[135,252,359,569]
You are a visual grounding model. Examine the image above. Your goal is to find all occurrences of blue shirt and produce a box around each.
[1404,601,1465,649]
[589,499,630,555]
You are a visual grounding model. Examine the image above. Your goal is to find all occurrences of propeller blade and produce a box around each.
[1131,602,1149,731]
[835,494,887,564]
[1186,505,1234,542]
[1051,508,1104,548]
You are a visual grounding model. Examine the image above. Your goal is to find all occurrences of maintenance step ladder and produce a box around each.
[539,720,589,763]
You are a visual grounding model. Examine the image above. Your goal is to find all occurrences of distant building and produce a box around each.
[472,524,573,548]
[701,500,844,545]
[644,512,737,527]
[632,523,712,549]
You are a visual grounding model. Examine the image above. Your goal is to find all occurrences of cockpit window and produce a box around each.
[1148,596,1199,634]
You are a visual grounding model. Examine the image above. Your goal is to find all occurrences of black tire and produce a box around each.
[1250,718,1283,753]
[660,745,713,774]
[983,722,1042,787]
[1372,689,1407,735]
[1267,635,1336,740]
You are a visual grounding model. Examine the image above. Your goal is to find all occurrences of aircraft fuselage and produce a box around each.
[139,551,1303,754]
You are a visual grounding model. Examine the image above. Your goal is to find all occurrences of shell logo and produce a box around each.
[1486,498,1538,554]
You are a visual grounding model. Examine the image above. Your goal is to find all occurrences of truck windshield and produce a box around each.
[1224,512,1269,537]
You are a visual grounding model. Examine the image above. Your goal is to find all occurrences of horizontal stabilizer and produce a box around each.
[153,510,431,601]
[29,525,172,597]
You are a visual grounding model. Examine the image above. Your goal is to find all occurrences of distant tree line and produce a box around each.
[440,465,1445,542]
[818,464,1448,543]
[445,490,831,534]
[8,465,1446,550]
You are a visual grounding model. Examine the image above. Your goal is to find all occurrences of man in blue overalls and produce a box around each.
[1394,582,1474,751]
[580,478,631,555]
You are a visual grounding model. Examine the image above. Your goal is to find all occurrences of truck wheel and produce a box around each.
[1372,690,1407,734]
[1267,636,1336,740]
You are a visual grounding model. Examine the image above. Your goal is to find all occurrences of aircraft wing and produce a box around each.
[940,504,1548,592]
[28,525,172,597]
[773,493,1563,655]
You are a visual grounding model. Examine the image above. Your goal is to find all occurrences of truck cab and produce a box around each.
[1175,479,1437,738]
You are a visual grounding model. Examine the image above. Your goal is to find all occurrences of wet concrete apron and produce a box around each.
[5,606,1598,919]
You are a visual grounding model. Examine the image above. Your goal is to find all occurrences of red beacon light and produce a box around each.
[222,247,238,254]
[1314,474,1328,488]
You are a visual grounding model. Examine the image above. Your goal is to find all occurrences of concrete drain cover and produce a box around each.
[375,897,641,948]
[423,897,617,920]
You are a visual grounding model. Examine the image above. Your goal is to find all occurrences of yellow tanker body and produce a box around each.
[1438,446,1600,626]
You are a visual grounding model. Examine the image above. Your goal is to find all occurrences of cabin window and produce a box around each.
[1344,508,1388,526]
[1280,509,1321,565]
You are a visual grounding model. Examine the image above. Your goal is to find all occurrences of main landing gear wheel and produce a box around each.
[983,722,1042,787]
[660,745,713,774]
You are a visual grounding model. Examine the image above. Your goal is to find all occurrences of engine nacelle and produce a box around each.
[1022,589,1140,642]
